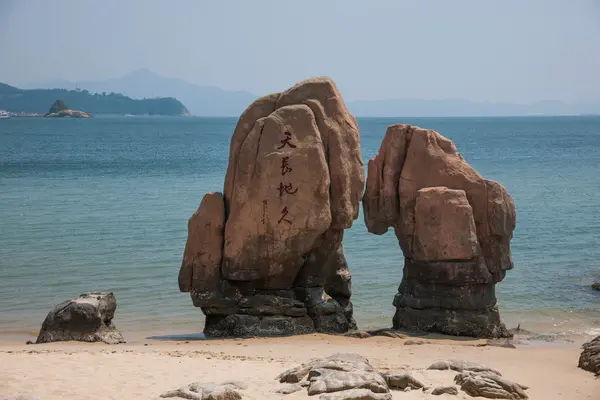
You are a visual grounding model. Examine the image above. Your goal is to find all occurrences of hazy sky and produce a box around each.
[1,0,599,103]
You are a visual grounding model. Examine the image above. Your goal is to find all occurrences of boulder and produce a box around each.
[160,380,247,400]
[431,386,458,395]
[179,77,363,336]
[578,336,600,375]
[592,282,600,291]
[35,292,124,344]
[454,371,528,399]
[363,124,515,338]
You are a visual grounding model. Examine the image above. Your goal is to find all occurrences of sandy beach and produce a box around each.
[1,334,597,400]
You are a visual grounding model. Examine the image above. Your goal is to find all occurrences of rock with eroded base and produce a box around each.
[363,124,515,338]
[35,292,124,344]
[179,77,363,337]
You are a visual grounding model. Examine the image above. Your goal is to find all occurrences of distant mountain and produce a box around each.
[23,69,256,117]
[21,70,599,117]
[0,83,189,115]
[347,98,599,117]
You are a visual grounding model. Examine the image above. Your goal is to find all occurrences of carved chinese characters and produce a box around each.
[179,77,364,337]
[222,105,332,288]
[277,132,298,225]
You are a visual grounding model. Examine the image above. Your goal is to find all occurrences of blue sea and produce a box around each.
[1,116,599,342]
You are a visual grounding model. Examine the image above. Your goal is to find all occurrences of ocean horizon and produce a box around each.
[1,115,599,342]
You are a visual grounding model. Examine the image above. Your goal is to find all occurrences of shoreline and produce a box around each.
[1,334,597,400]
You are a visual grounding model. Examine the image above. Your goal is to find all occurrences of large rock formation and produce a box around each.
[179,77,364,337]
[363,124,516,338]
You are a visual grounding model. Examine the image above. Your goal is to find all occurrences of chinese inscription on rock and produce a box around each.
[277,131,297,225]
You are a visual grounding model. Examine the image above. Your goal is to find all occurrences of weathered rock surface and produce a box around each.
[179,77,363,336]
[35,292,124,344]
[592,282,600,291]
[318,389,392,400]
[382,371,426,390]
[363,124,515,338]
[276,353,391,397]
[431,386,459,395]
[274,383,303,394]
[160,380,247,400]
[427,360,501,376]
[454,371,528,399]
[578,335,600,375]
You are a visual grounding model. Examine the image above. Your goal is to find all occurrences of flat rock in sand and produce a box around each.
[318,388,392,400]
[431,386,459,395]
[160,381,247,400]
[427,359,501,375]
[454,371,528,399]
[382,371,426,390]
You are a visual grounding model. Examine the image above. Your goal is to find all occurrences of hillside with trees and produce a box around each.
[0,83,189,115]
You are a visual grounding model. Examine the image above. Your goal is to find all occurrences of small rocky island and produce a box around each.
[44,100,92,118]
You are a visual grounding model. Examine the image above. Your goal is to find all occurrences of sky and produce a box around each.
[1,0,599,103]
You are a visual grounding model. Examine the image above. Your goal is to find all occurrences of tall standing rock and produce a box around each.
[363,124,515,338]
[179,77,363,336]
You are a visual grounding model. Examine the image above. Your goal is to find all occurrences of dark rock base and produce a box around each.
[204,314,315,337]
[393,306,511,339]
[196,290,354,338]
[578,336,600,375]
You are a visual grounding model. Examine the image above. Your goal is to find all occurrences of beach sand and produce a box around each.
[1,334,598,400]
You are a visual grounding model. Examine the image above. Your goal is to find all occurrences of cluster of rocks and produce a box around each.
[178,77,363,337]
[33,292,124,345]
[178,76,517,339]
[362,124,516,338]
[272,353,528,400]
[578,336,600,375]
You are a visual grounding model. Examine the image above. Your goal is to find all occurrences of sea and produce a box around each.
[1,116,599,342]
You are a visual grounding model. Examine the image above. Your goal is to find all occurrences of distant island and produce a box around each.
[43,100,92,118]
[0,82,190,116]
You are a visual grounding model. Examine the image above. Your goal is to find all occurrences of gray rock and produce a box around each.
[318,388,392,400]
[307,370,388,395]
[382,371,426,390]
[160,381,246,400]
[592,282,600,291]
[35,292,124,344]
[431,386,458,395]
[274,383,303,394]
[578,335,600,375]
[454,371,528,399]
[427,359,501,375]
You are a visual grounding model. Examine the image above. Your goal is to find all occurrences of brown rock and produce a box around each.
[363,124,515,338]
[178,193,225,293]
[181,77,362,336]
[222,104,331,288]
[413,187,479,262]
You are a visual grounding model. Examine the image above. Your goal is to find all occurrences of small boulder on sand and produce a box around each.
[35,292,124,344]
